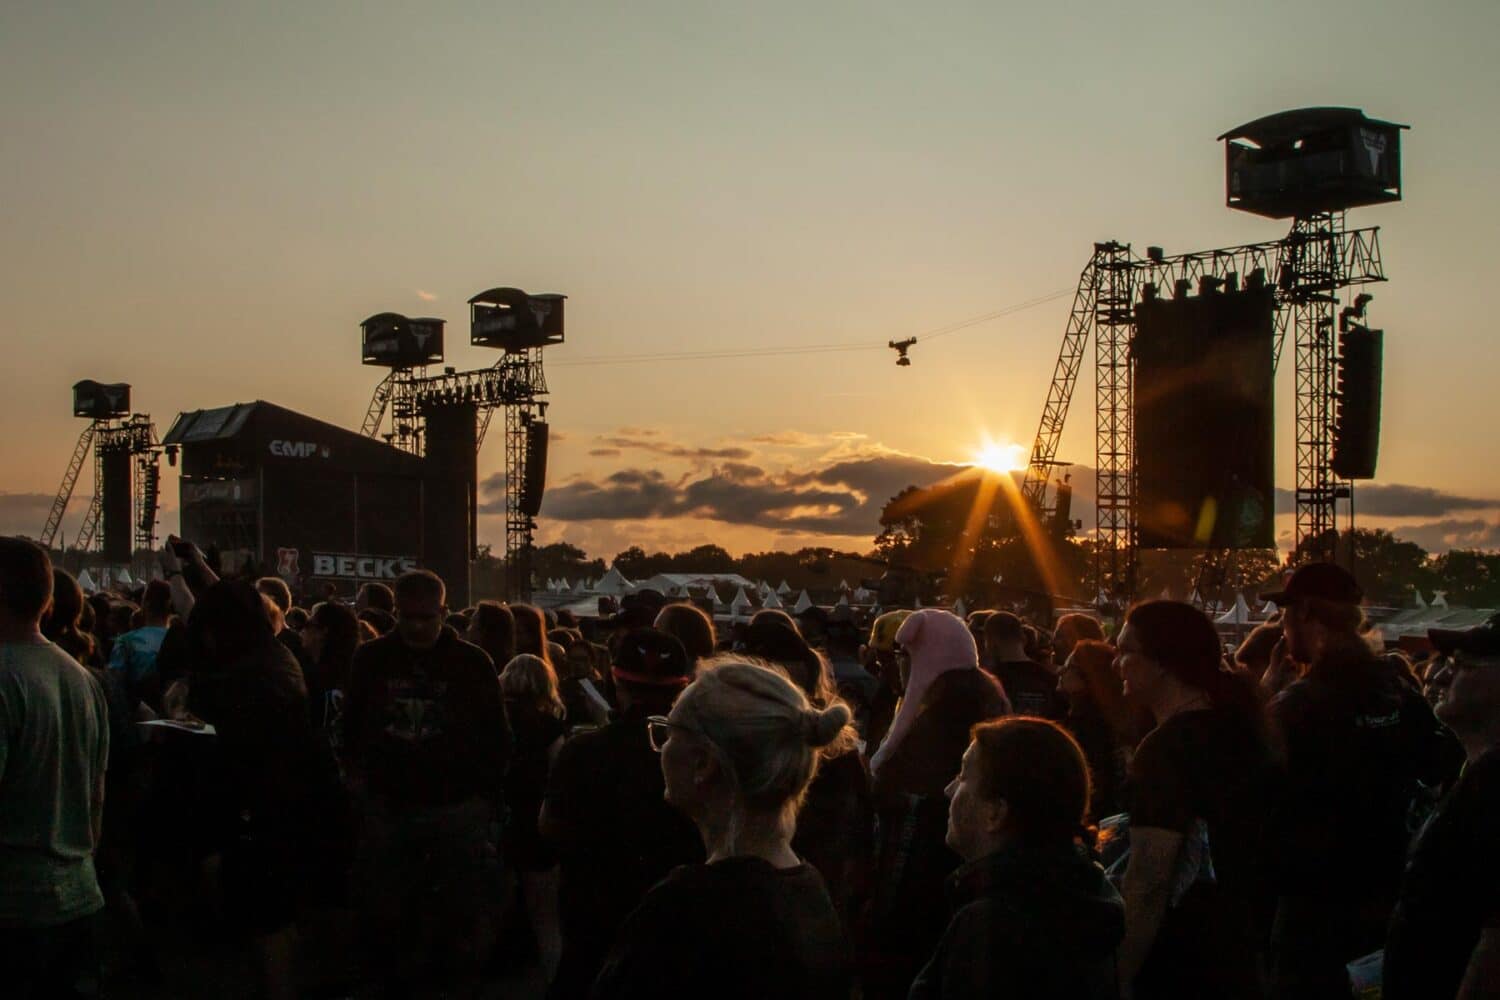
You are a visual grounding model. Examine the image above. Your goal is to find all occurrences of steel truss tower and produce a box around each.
[1022,223,1385,602]
[44,415,162,557]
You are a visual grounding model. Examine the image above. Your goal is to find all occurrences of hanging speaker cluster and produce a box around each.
[1332,326,1383,480]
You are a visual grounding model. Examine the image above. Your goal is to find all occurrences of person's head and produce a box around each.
[1058,639,1120,705]
[500,653,565,719]
[1118,600,1248,717]
[1262,562,1364,664]
[743,619,837,709]
[655,658,854,844]
[562,640,599,682]
[613,627,693,714]
[1429,618,1500,750]
[358,607,395,636]
[749,608,798,632]
[42,567,95,663]
[467,601,516,672]
[255,576,293,615]
[945,717,1092,861]
[982,611,1028,661]
[0,536,53,631]
[393,570,446,650]
[510,603,548,660]
[356,582,395,614]
[142,578,173,625]
[304,600,360,683]
[895,608,979,692]
[186,578,278,667]
[285,606,309,631]
[1053,613,1106,664]
[655,602,717,668]
[867,609,912,679]
[1234,620,1283,681]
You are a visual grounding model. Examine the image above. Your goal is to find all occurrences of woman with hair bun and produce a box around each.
[591,658,853,999]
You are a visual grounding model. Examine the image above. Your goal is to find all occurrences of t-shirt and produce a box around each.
[107,624,167,686]
[543,713,704,998]
[343,627,511,808]
[1384,747,1500,1000]
[0,639,110,928]
[591,857,850,1000]
[502,699,568,870]
[989,659,1065,719]
[1128,707,1276,998]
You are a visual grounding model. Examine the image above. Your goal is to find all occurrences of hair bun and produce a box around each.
[802,703,852,748]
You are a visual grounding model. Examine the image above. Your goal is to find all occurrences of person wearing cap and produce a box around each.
[861,609,911,755]
[538,628,704,999]
[1263,562,1463,999]
[1383,615,1500,998]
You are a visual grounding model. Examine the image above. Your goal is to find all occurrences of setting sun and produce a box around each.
[973,440,1028,474]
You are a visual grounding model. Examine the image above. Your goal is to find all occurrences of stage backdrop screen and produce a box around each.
[100,448,134,564]
[1134,286,1275,549]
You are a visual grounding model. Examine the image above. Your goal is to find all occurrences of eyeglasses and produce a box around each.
[646,715,698,752]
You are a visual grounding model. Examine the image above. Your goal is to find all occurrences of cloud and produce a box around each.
[588,448,622,457]
[1349,484,1493,518]
[416,289,437,302]
[0,492,56,537]
[529,450,964,536]
[749,431,821,447]
[596,435,753,461]
[1389,519,1500,553]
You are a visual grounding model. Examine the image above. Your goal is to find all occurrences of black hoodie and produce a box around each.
[908,842,1124,1000]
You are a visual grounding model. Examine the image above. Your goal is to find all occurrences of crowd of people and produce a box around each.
[3,532,1500,999]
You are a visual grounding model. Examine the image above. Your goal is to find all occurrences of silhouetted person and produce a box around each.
[983,612,1064,719]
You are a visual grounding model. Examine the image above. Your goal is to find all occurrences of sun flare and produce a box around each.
[973,440,1028,475]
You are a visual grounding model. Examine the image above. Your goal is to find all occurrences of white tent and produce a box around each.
[595,567,633,595]
[1414,590,1428,610]
[853,587,874,603]
[117,569,135,586]
[838,578,851,591]
[793,590,814,614]
[701,584,722,607]
[776,580,793,596]
[1187,588,1203,607]
[914,596,923,609]
[1095,589,1111,608]
[1433,591,1450,609]
[762,591,784,610]
[836,593,850,608]
[1214,593,1254,626]
[1260,599,1278,616]
[952,597,968,618]
[729,587,754,616]
[77,569,98,594]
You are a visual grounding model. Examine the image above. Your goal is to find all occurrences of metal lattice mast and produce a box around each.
[1281,212,1352,556]
[361,371,397,437]
[503,347,549,601]
[75,446,105,553]
[1021,260,1099,512]
[40,422,98,549]
[1093,243,1137,598]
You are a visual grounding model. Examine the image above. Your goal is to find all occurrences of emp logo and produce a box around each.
[269,440,330,458]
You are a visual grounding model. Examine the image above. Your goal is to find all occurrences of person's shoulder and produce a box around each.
[1461,747,1500,789]
[445,631,495,669]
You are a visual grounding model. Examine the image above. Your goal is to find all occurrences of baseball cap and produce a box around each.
[868,609,913,652]
[1430,613,1500,657]
[1260,562,1363,607]
[612,627,691,687]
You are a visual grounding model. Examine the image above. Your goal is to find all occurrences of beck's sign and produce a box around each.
[310,552,418,580]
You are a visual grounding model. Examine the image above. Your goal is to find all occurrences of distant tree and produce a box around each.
[533,542,605,583]
[1292,528,1433,607]
[1431,549,1500,608]
[669,544,736,574]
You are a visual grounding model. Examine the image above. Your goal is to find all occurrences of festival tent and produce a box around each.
[1214,593,1254,626]
[776,580,792,596]
[77,569,98,593]
[1415,590,1428,610]
[952,597,968,618]
[117,569,135,587]
[701,584,722,607]
[838,579,850,591]
[1260,599,1278,616]
[853,587,874,603]
[595,567,633,595]
[1433,591,1450,610]
[793,590,814,614]
[836,593,850,608]
[762,591,784,610]
[729,587,754,617]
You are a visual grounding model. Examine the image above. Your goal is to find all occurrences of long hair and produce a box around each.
[186,579,278,672]
[308,600,360,691]
[501,653,565,719]
[655,603,717,667]
[971,717,1094,847]
[1064,639,1138,745]
[470,601,517,672]
[510,603,550,664]
[1125,600,1261,722]
[42,568,96,666]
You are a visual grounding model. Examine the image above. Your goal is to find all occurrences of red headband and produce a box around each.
[612,666,691,689]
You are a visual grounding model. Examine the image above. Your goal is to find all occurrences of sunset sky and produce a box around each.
[4,2,1499,561]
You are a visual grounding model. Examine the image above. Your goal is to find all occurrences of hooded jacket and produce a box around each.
[909,843,1125,1000]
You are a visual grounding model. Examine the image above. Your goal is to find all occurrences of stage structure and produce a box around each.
[1020,108,1403,604]
[360,288,565,601]
[42,381,164,563]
